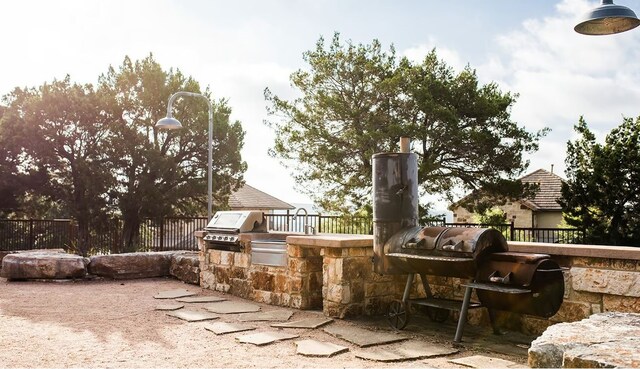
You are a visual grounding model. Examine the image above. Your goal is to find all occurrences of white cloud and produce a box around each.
[402,37,467,71]
[479,0,640,176]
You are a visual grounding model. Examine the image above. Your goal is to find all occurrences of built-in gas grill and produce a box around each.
[203,211,267,252]
[373,151,565,342]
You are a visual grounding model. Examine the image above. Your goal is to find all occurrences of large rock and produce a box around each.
[170,252,200,285]
[0,250,88,280]
[529,312,640,368]
[88,252,173,279]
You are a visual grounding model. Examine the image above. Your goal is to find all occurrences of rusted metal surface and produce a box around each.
[372,153,419,275]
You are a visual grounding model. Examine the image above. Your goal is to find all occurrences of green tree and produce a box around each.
[0,77,113,254]
[265,34,545,213]
[475,207,507,226]
[560,116,640,246]
[98,55,247,251]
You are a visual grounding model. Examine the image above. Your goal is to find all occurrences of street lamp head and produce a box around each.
[155,116,183,130]
[575,0,640,35]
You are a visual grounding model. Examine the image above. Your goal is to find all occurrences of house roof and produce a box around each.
[450,168,564,212]
[518,169,564,211]
[228,184,295,210]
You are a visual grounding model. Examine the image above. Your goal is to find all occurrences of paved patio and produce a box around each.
[0,277,530,368]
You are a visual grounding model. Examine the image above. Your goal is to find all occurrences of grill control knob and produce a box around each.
[224,236,229,241]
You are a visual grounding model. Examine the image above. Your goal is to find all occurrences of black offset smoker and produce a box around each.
[372,151,564,342]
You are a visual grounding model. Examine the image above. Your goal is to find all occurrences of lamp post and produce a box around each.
[575,0,640,35]
[156,91,214,221]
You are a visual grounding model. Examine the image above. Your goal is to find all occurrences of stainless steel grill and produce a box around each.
[372,151,564,342]
[203,211,266,252]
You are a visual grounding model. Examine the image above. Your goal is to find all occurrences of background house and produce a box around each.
[228,184,295,213]
[450,168,564,228]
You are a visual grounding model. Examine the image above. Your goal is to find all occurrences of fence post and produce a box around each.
[159,218,164,251]
[28,219,34,249]
[317,214,322,234]
[510,220,515,241]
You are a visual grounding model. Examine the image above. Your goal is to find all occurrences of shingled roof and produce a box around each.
[228,184,295,210]
[519,169,564,211]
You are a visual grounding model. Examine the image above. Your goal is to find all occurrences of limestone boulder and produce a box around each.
[0,250,88,280]
[170,251,200,285]
[529,312,640,368]
[88,252,173,279]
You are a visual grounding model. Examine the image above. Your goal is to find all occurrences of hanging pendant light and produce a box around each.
[575,0,640,35]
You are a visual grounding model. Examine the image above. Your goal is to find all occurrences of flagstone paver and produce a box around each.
[166,309,219,322]
[153,289,196,299]
[272,317,333,329]
[236,331,299,346]
[354,341,458,362]
[204,322,256,335]
[295,339,348,357]
[238,310,293,322]
[323,325,407,347]
[175,296,226,303]
[449,355,525,368]
[154,303,184,311]
[203,301,260,314]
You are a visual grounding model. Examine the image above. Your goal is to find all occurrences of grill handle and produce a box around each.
[488,271,513,284]
[441,240,464,251]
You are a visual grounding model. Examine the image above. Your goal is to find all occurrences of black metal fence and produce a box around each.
[445,222,585,244]
[265,214,373,234]
[0,215,585,256]
[0,217,208,255]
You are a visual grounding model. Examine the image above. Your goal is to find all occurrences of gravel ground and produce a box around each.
[0,277,529,368]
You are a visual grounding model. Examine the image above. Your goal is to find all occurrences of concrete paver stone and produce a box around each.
[271,317,333,329]
[354,341,459,362]
[153,289,196,299]
[175,296,226,303]
[449,355,524,368]
[204,301,260,314]
[295,339,349,357]
[236,331,299,346]
[166,309,219,322]
[323,325,407,347]
[154,303,184,311]
[204,322,256,335]
[238,310,293,322]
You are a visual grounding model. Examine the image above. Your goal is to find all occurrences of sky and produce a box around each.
[2,0,640,215]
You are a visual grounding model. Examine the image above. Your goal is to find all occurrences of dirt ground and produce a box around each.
[0,277,531,368]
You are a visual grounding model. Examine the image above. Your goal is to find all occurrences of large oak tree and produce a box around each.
[0,55,246,254]
[265,34,545,214]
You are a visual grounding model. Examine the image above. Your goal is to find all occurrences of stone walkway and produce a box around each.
[154,287,530,367]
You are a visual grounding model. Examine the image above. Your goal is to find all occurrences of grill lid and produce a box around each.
[205,211,266,233]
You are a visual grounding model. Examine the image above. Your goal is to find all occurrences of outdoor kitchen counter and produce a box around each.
[285,234,372,248]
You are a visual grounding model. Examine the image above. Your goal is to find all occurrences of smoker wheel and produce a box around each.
[425,306,449,323]
[387,299,410,330]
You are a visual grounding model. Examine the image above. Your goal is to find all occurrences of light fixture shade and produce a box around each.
[575,0,640,35]
[155,116,183,130]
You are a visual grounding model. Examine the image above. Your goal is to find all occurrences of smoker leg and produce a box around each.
[402,274,415,303]
[454,285,474,343]
[419,274,433,299]
[488,309,504,335]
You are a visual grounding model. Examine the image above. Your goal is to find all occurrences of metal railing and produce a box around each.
[0,217,208,255]
[444,222,585,243]
[265,214,373,235]
[0,216,586,256]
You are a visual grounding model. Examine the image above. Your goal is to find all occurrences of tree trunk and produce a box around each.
[120,209,142,253]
